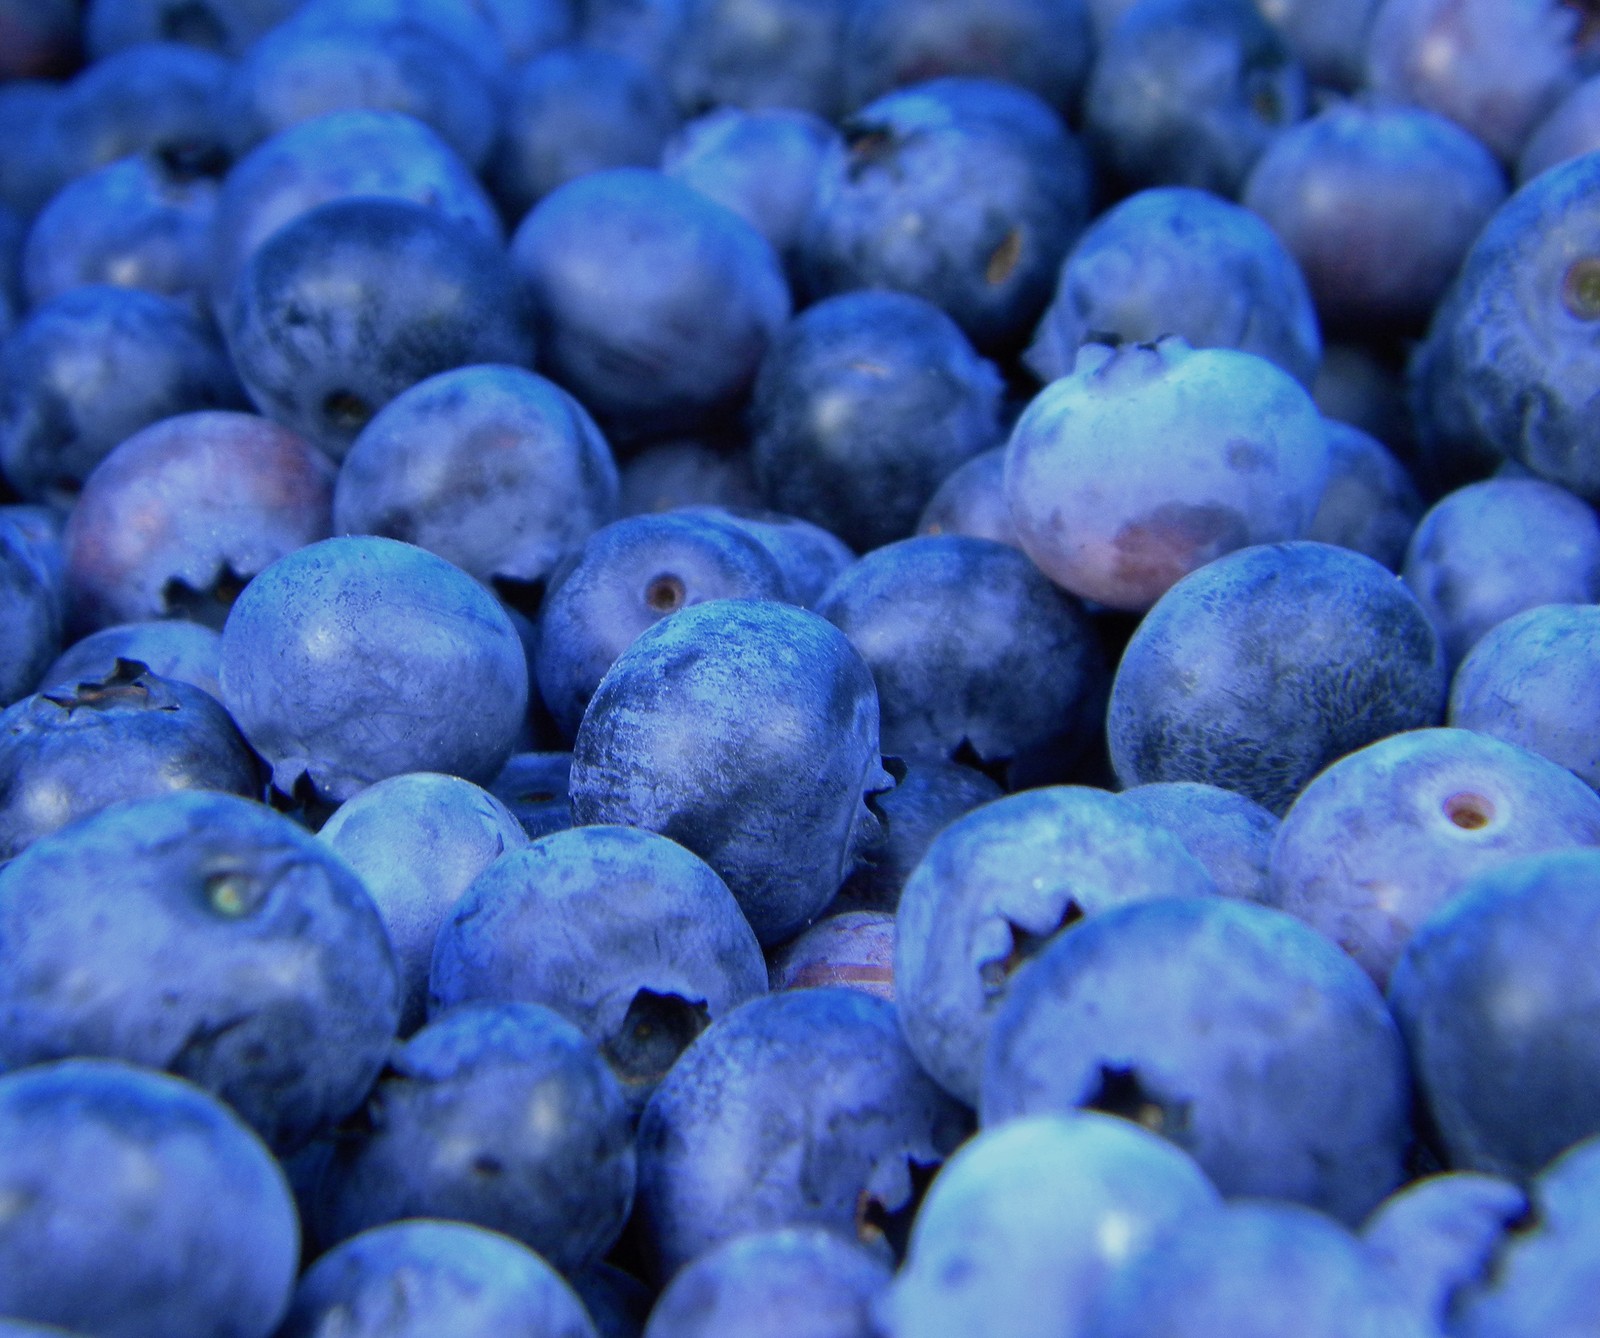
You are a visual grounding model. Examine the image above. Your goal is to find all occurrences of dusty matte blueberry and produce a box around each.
[40,617,222,699]
[634,987,970,1280]
[981,897,1411,1224]
[569,599,890,946]
[218,535,529,803]
[895,785,1217,1105]
[1118,781,1278,903]
[1305,420,1422,572]
[0,1058,299,1338]
[1107,541,1447,814]
[0,790,401,1153]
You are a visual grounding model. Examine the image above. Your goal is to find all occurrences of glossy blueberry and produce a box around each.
[63,409,335,634]
[895,785,1217,1106]
[803,77,1092,354]
[40,617,222,700]
[1005,339,1331,612]
[1305,419,1422,572]
[981,896,1411,1223]
[429,824,766,1097]
[1119,780,1278,903]
[1084,0,1307,198]
[670,0,853,120]
[0,284,244,502]
[0,1058,299,1338]
[219,536,529,803]
[1450,603,1600,788]
[634,987,969,1280]
[312,1000,635,1273]
[768,910,895,1003]
[0,790,401,1153]
[333,363,619,605]
[278,1219,598,1338]
[1107,541,1447,814]
[569,599,889,946]
[644,1226,891,1338]
[0,659,260,859]
[880,1113,1219,1338]
[317,771,530,1033]
[1024,186,1322,389]
[815,534,1107,784]
[83,0,300,59]
[510,167,789,445]
[915,448,1017,549]
[533,511,788,740]
[225,197,535,460]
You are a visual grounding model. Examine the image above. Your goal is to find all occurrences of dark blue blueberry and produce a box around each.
[915,447,1016,549]
[1084,0,1307,198]
[0,659,260,859]
[278,1219,598,1338]
[1305,420,1422,572]
[0,81,68,219]
[572,1263,653,1338]
[676,505,855,608]
[0,790,402,1153]
[534,510,787,740]
[0,1058,299,1338]
[0,517,63,707]
[62,410,334,634]
[670,0,852,118]
[1005,339,1331,612]
[84,0,300,59]
[486,750,575,838]
[750,291,1004,553]
[333,363,620,605]
[225,197,535,460]
[1107,541,1447,814]
[491,44,678,221]
[40,617,222,700]
[618,444,762,519]
[317,771,531,1033]
[1118,780,1279,903]
[803,77,1092,354]
[767,909,895,1003]
[1254,0,1381,91]
[634,987,969,1280]
[644,1225,891,1338]
[218,535,530,803]
[428,823,766,1098]
[0,284,245,502]
[509,167,789,445]
[881,1113,1219,1338]
[1390,847,1600,1178]
[312,1000,636,1273]
[895,785,1216,1105]
[569,599,890,946]
[981,896,1411,1223]
[1024,186,1322,388]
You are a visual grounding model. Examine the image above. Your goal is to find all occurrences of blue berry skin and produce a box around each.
[40,617,222,700]
[1450,603,1600,788]
[1270,727,1600,988]
[0,1059,299,1338]
[225,197,536,461]
[1084,0,1307,199]
[0,284,245,502]
[1005,339,1331,613]
[510,168,790,445]
[815,535,1106,785]
[981,897,1411,1224]
[491,44,678,222]
[895,785,1217,1106]
[0,519,63,707]
[0,790,401,1154]
[633,987,969,1281]
[768,910,894,1003]
[317,771,531,1034]
[1085,1200,1435,1338]
[1401,478,1600,670]
[428,824,767,1100]
[1390,848,1600,1179]
[208,107,503,324]
[676,505,856,609]
[278,1219,598,1338]
[534,511,789,741]
[1362,1172,1528,1330]
[1256,0,1381,92]
[916,447,1018,549]
[333,363,620,601]
[1119,780,1278,903]
[1410,152,1600,499]
[618,446,762,520]
[569,599,890,947]
[670,0,854,121]
[643,1225,891,1338]
[1107,541,1447,814]
[0,660,260,860]
[1024,186,1322,389]
[311,1000,636,1274]
[750,291,1004,553]
[219,535,529,804]
[0,82,67,220]
[882,1113,1217,1338]
[1305,420,1423,572]
[487,750,574,838]
[802,78,1092,355]
[83,0,299,59]
[1518,74,1600,185]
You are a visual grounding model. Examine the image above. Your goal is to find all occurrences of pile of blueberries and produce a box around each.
[5,0,1600,1333]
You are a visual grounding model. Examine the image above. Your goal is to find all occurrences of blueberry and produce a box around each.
[768,909,895,1002]
[0,517,64,707]
[1305,419,1423,572]
[39,616,222,700]
[618,445,762,520]
[1518,72,1600,185]
[670,0,854,120]
[676,505,855,608]
[1118,780,1279,903]
[915,448,1018,550]
[84,0,300,59]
